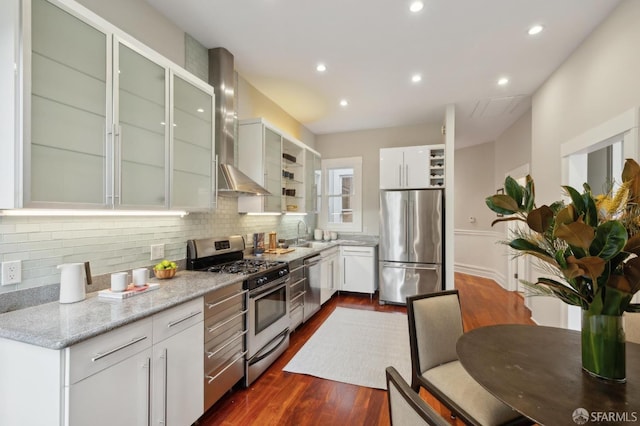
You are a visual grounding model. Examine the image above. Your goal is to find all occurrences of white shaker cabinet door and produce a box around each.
[67,348,152,426]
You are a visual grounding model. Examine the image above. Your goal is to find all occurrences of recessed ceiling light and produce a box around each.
[411,74,422,83]
[196,108,204,113]
[340,99,348,107]
[528,25,544,36]
[409,1,423,13]
[497,77,509,86]
[316,63,327,72]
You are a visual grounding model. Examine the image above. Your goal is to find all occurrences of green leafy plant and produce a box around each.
[486,159,640,316]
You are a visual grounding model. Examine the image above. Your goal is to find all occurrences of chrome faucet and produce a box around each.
[296,220,308,245]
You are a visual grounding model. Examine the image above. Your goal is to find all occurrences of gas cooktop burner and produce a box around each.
[207,259,285,275]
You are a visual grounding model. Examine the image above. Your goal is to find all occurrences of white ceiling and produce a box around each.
[145,0,620,148]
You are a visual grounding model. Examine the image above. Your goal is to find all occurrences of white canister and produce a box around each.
[330,231,338,240]
[132,268,148,287]
[110,272,128,292]
[58,263,86,304]
[314,229,323,240]
[323,230,331,241]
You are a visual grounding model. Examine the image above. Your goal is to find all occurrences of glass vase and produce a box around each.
[581,311,626,382]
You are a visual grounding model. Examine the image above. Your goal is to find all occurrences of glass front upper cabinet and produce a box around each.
[115,40,169,208]
[171,74,214,210]
[29,0,109,206]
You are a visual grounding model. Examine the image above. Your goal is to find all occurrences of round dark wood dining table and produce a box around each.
[456,324,640,426]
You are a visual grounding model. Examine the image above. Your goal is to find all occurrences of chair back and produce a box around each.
[386,366,449,426]
[407,290,464,374]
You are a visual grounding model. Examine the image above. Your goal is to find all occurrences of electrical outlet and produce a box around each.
[150,244,165,260]
[1,260,22,285]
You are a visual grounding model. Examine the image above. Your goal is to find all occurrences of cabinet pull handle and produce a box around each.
[161,348,168,425]
[207,309,248,333]
[143,357,151,426]
[213,154,218,209]
[382,263,438,271]
[405,164,409,187]
[114,125,122,201]
[206,330,247,359]
[206,289,248,309]
[167,310,202,328]
[92,335,147,362]
[206,351,247,384]
[398,164,402,187]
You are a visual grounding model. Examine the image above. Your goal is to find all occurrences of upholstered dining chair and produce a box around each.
[406,290,529,426]
[386,366,449,426]
[624,312,640,343]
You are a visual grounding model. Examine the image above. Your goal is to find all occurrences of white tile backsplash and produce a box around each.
[0,197,316,294]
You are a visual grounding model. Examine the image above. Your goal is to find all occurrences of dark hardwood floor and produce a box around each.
[195,273,535,426]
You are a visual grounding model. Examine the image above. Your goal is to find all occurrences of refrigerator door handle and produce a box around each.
[382,263,438,271]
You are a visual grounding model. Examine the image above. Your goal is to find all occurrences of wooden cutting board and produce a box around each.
[264,248,295,254]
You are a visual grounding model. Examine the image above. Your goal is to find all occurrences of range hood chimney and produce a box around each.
[208,47,270,196]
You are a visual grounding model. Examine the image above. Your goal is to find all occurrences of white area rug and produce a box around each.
[283,307,411,389]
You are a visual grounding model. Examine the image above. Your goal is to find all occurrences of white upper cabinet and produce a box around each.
[29,0,111,207]
[114,39,169,208]
[171,73,215,210]
[237,118,317,214]
[379,145,445,189]
[2,0,216,211]
[237,121,283,213]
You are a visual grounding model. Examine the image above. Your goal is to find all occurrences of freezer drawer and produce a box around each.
[379,262,442,305]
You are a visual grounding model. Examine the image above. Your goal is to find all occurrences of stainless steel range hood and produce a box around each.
[208,47,270,196]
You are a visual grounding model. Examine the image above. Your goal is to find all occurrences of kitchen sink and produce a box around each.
[294,241,333,249]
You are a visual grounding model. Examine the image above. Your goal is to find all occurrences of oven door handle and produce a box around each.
[248,328,289,366]
[249,276,289,299]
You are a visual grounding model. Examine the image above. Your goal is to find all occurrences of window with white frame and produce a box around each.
[320,157,362,232]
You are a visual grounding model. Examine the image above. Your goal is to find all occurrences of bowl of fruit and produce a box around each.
[153,260,178,279]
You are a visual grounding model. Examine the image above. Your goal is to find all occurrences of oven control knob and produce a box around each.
[278,269,287,276]
[257,277,267,285]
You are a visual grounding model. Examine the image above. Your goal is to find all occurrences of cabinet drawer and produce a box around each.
[289,264,304,282]
[153,297,204,343]
[291,290,305,310]
[66,317,153,385]
[340,246,374,256]
[290,304,303,330]
[204,352,244,411]
[204,312,245,346]
[204,284,247,322]
[290,277,305,294]
[204,334,244,376]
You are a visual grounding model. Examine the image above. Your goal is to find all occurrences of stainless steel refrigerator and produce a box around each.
[379,189,443,305]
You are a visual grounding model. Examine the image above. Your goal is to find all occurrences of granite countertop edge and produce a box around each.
[0,239,378,350]
[0,271,243,350]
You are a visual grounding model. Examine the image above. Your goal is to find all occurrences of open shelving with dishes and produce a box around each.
[237,118,319,213]
[282,137,305,213]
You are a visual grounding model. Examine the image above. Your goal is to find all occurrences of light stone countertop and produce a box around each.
[0,239,378,351]
[0,270,242,350]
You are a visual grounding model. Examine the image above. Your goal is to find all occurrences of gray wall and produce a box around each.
[315,123,445,234]
[530,0,639,326]
[76,0,185,66]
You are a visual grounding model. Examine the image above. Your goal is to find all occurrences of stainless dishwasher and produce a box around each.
[303,255,322,322]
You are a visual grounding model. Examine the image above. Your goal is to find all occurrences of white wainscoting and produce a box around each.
[454,229,508,289]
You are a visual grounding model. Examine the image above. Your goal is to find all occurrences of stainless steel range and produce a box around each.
[187,236,290,387]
